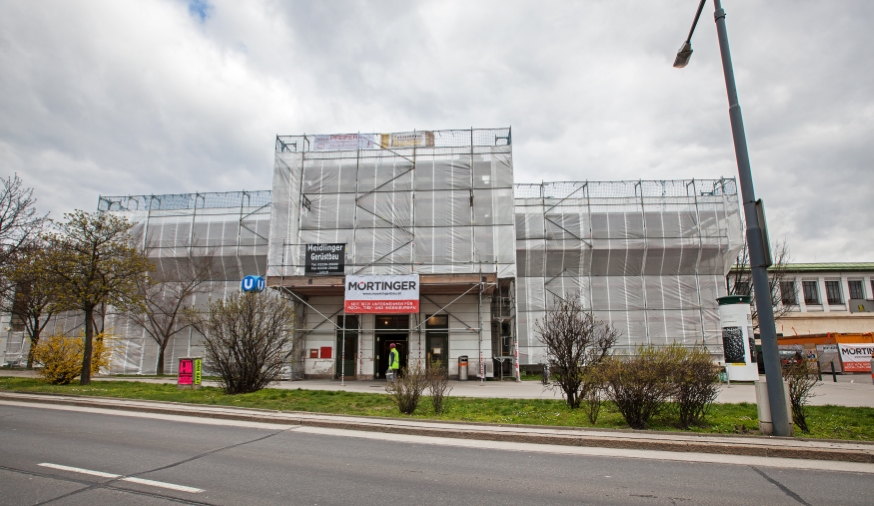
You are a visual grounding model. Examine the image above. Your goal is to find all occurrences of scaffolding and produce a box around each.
[514,179,743,363]
[90,190,272,374]
[3,134,746,375]
[268,128,516,279]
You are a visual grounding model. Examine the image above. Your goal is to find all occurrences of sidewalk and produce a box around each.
[2,391,873,465]
[3,369,873,407]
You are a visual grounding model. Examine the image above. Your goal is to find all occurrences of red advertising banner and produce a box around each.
[839,344,874,372]
[344,299,420,314]
[344,274,419,314]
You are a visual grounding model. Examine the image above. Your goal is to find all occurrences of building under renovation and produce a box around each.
[1,127,744,379]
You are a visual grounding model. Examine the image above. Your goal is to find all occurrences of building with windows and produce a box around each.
[3,128,746,379]
[768,263,874,336]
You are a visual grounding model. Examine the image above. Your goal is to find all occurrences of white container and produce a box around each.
[717,295,760,382]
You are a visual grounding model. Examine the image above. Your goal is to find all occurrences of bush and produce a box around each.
[31,333,83,385]
[600,345,675,429]
[426,362,453,415]
[581,370,605,425]
[782,359,818,432]
[386,363,427,414]
[535,292,618,409]
[31,331,115,385]
[197,292,297,395]
[671,344,720,429]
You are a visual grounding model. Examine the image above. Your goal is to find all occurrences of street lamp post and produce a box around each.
[674,0,792,437]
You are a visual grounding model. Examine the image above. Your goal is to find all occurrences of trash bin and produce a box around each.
[458,356,469,381]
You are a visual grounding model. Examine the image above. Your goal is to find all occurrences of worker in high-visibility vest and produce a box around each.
[388,343,400,381]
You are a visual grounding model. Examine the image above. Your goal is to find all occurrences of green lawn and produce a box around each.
[2,377,872,441]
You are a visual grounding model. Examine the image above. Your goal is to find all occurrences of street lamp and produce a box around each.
[674,0,792,437]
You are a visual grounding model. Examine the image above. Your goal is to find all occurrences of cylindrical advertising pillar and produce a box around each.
[717,295,759,381]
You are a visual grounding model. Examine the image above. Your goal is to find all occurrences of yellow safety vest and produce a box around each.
[389,348,400,370]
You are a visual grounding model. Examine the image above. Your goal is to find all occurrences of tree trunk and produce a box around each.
[156,344,166,376]
[80,306,94,385]
[25,329,40,369]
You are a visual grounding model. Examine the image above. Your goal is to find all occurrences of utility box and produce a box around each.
[458,356,469,381]
[178,357,203,389]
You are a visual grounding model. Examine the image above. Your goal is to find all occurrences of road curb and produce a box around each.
[2,391,873,464]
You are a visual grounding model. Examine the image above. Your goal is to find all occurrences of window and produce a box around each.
[780,281,797,306]
[848,280,865,300]
[733,280,751,296]
[802,281,820,305]
[825,280,843,305]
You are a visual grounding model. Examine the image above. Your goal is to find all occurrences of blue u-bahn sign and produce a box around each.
[241,275,266,293]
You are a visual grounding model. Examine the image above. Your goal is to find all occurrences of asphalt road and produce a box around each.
[1,403,872,506]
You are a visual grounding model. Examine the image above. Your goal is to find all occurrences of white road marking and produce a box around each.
[7,400,874,475]
[39,463,117,479]
[38,463,203,493]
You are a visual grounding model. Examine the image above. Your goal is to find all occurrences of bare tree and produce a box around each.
[727,238,793,330]
[0,241,65,368]
[0,174,48,269]
[43,211,152,385]
[535,292,618,409]
[126,251,215,375]
[194,292,297,394]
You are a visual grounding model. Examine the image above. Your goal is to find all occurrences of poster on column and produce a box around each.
[345,274,419,314]
[838,344,874,372]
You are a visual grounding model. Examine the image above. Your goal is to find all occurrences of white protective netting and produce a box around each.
[83,191,272,374]
[514,179,743,363]
[268,128,516,278]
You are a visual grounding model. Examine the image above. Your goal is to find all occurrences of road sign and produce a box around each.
[241,275,266,293]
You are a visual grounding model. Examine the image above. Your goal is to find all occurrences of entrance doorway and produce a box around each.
[374,315,409,379]
[425,314,448,372]
[335,315,358,380]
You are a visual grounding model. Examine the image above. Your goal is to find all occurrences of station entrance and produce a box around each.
[374,315,409,379]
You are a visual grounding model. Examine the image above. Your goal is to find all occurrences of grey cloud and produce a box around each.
[1,0,872,261]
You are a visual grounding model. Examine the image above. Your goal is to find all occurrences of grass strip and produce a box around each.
[2,377,872,441]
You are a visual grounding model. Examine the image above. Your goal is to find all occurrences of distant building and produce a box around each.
[729,263,874,336]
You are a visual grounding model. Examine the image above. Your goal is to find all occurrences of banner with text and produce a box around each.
[838,343,874,372]
[344,274,419,314]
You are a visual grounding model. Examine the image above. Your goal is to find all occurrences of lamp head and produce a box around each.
[673,41,693,68]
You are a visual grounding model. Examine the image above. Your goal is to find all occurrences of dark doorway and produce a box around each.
[335,315,358,380]
[425,314,448,372]
[374,315,409,379]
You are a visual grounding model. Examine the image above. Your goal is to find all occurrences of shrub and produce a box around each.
[386,363,427,415]
[31,333,83,385]
[671,344,720,429]
[782,358,818,432]
[535,292,618,409]
[31,331,115,385]
[197,292,297,395]
[601,345,675,429]
[426,362,453,415]
[581,369,605,425]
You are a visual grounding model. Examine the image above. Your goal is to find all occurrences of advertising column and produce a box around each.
[717,295,759,381]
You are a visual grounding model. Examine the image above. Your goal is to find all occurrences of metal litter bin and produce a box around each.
[458,356,469,381]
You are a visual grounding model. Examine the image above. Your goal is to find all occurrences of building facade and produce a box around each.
[3,128,746,379]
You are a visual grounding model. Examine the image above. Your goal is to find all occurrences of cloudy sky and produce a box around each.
[1,0,872,262]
